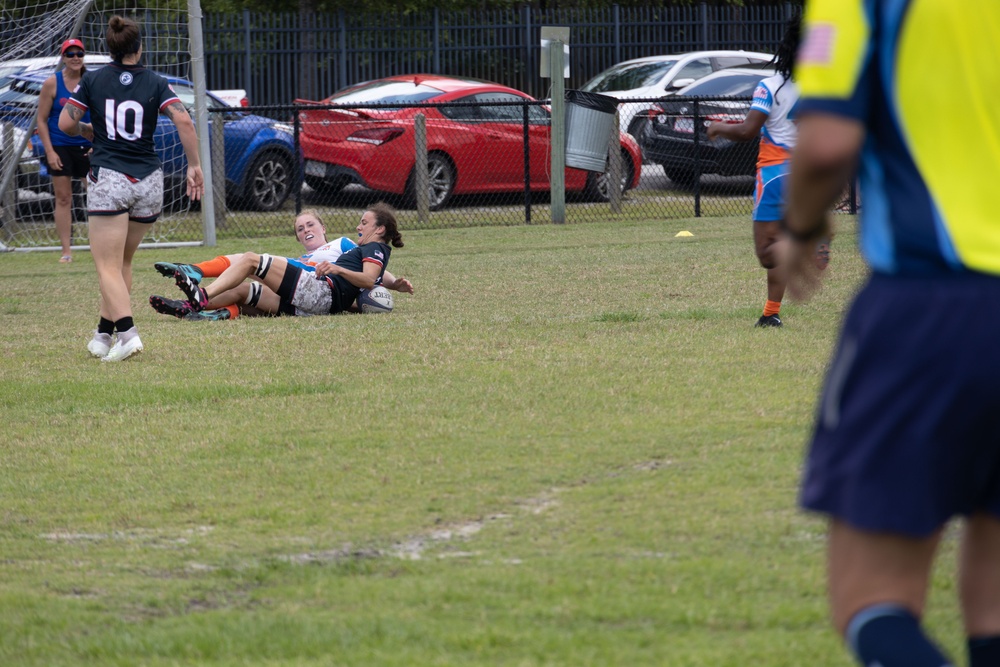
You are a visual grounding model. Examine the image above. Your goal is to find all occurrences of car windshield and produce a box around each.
[682,73,765,97]
[0,72,230,113]
[328,81,444,105]
[582,60,678,93]
[0,76,44,107]
[167,80,229,110]
[0,65,26,89]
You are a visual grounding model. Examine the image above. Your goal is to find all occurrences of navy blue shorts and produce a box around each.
[800,272,1000,537]
[43,144,90,179]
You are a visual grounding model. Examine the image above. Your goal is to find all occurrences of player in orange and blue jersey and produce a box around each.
[784,1,1000,666]
[708,14,802,327]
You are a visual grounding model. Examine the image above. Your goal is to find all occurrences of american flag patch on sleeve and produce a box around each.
[798,23,835,66]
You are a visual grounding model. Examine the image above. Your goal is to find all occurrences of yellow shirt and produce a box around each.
[796,0,1000,276]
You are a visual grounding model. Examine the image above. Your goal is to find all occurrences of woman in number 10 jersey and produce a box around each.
[59,14,204,362]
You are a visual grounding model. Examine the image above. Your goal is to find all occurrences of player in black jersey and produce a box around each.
[59,15,204,362]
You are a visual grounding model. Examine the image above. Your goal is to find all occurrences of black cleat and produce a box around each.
[755,314,783,328]
[150,294,194,318]
[154,261,203,283]
[173,268,209,311]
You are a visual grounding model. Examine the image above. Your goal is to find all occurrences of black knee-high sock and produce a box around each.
[113,317,135,333]
[969,635,1000,667]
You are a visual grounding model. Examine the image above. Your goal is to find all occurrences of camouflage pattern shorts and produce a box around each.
[290,270,334,316]
[87,166,164,223]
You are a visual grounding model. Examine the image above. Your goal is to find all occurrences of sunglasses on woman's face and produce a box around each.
[63,52,84,58]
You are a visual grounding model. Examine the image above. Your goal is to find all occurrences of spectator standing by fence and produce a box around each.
[36,38,92,263]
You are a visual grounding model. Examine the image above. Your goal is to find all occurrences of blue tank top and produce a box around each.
[47,71,91,148]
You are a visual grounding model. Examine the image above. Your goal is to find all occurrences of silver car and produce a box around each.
[580,50,773,145]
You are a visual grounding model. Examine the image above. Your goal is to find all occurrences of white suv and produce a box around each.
[0,55,247,106]
[580,50,773,143]
[0,54,112,96]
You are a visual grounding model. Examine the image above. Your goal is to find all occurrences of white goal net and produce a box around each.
[0,0,210,252]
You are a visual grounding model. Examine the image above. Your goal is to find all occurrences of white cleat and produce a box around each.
[87,333,114,358]
[101,335,143,362]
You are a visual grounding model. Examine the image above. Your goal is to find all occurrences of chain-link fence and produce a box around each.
[197,95,767,242]
[202,93,855,242]
[1,92,858,249]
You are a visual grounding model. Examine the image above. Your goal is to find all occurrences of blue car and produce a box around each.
[0,68,299,211]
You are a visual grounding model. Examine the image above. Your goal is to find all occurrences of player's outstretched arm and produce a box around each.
[382,270,414,294]
[707,109,767,143]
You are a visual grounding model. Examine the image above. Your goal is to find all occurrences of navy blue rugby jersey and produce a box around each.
[68,62,181,180]
[321,242,391,311]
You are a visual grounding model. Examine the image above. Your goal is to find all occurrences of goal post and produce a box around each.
[187,0,216,247]
[0,0,216,252]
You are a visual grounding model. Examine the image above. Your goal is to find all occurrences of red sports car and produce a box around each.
[296,74,641,210]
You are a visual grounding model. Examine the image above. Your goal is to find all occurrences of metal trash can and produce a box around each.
[565,89,618,172]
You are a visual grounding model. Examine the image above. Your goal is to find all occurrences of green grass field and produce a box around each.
[0,215,967,666]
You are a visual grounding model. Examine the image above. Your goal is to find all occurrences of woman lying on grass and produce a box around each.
[150,205,411,320]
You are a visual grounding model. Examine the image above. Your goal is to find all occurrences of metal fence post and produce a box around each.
[613,4,621,68]
[523,102,531,224]
[693,99,701,218]
[550,41,566,224]
[608,109,622,213]
[523,6,534,98]
[700,2,709,51]
[211,111,226,228]
[338,9,347,93]
[294,107,303,214]
[433,7,441,74]
[243,8,252,104]
[415,113,429,223]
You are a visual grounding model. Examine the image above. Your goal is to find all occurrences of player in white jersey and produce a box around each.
[707,15,805,328]
[291,233,358,271]
[149,209,412,320]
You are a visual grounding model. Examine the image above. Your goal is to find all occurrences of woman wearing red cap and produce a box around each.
[35,38,91,263]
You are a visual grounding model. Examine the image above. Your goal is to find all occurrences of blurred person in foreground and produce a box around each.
[60,15,204,361]
[783,2,1000,666]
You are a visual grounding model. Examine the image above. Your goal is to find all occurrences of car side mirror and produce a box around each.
[670,78,696,90]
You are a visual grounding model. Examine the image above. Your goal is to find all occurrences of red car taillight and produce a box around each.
[346,128,405,145]
[240,98,250,107]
